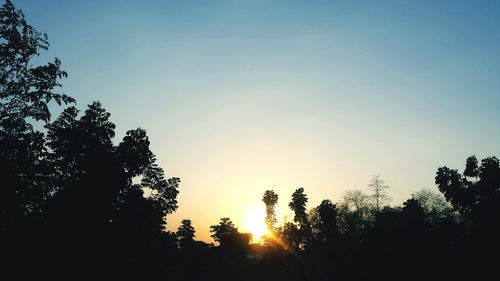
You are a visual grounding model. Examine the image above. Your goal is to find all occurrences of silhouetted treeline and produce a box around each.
[1,1,499,280]
[0,1,179,279]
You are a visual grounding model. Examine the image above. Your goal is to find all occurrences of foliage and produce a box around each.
[280,221,301,251]
[0,2,179,278]
[337,190,373,238]
[309,199,339,250]
[411,188,456,221]
[210,217,239,246]
[436,155,500,229]
[464,155,479,179]
[0,0,73,235]
[283,187,312,251]
[262,189,279,231]
[0,0,73,124]
[289,187,309,226]
[177,219,196,249]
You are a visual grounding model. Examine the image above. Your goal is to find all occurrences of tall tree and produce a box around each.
[369,175,390,212]
[262,190,279,231]
[0,0,73,238]
[177,219,196,249]
[288,187,311,251]
[289,187,308,226]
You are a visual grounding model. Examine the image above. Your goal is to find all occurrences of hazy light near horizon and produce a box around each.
[244,205,268,242]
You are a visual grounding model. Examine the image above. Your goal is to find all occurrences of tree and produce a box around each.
[464,155,479,179]
[0,0,74,236]
[434,155,500,281]
[262,190,279,231]
[287,187,312,251]
[338,190,373,238]
[310,199,339,249]
[411,188,455,221]
[370,200,430,278]
[60,103,177,220]
[177,219,196,249]
[0,2,181,279]
[436,155,500,228]
[210,217,238,247]
[0,0,73,124]
[43,103,180,274]
[280,222,301,251]
[402,198,428,233]
[289,187,308,226]
[369,175,390,212]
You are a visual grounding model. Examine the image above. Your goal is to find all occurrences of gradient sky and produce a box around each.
[17,0,500,242]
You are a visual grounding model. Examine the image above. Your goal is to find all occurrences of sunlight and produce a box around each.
[244,206,268,243]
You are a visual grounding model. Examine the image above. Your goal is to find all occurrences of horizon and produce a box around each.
[15,0,500,242]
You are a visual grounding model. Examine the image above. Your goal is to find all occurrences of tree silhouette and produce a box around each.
[464,155,479,179]
[0,0,73,123]
[286,187,312,251]
[0,0,74,237]
[177,219,196,249]
[369,175,390,213]
[401,198,428,233]
[433,155,500,280]
[310,199,339,250]
[338,190,373,239]
[280,221,301,251]
[411,188,455,221]
[289,187,308,226]
[0,2,180,278]
[436,156,500,229]
[117,128,154,177]
[210,217,239,247]
[262,190,279,232]
[41,102,180,278]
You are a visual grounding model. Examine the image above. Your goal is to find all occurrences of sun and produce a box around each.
[244,206,268,243]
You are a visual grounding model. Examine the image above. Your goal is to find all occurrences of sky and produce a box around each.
[16,0,500,242]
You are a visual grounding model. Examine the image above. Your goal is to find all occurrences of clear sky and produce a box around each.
[16,0,500,242]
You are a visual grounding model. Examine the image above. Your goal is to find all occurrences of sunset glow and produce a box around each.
[244,206,268,242]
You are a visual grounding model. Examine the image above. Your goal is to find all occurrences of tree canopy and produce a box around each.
[177,219,196,249]
[262,189,279,231]
[0,2,179,278]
